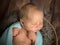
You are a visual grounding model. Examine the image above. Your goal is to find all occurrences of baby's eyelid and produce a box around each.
[31,23,36,25]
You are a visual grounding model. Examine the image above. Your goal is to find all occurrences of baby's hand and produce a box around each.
[12,27,20,37]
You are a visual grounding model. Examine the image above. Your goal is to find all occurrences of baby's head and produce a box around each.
[19,3,44,32]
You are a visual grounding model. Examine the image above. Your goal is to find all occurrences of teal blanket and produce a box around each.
[0,22,43,45]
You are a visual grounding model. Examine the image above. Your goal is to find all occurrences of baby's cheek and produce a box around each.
[38,24,43,30]
[30,26,38,31]
[40,24,43,28]
[32,24,43,30]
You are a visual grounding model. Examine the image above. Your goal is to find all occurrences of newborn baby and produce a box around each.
[13,3,43,45]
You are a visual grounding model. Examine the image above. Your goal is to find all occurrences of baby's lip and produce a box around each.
[31,29,38,32]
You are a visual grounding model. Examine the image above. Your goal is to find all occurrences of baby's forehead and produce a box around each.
[27,9,43,19]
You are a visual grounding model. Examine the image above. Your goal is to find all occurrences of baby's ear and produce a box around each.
[20,19,24,26]
[12,27,20,37]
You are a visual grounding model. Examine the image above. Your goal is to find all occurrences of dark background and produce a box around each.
[0,0,60,45]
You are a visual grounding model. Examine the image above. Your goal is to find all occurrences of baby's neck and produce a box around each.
[21,28,37,35]
[28,31,37,35]
[22,28,37,42]
[27,31,37,42]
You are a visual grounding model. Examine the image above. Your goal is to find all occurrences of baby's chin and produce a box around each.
[30,30,39,33]
[33,31,37,33]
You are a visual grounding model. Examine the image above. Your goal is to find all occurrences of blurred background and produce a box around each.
[0,0,60,45]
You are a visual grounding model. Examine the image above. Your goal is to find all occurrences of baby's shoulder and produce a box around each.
[19,29,27,36]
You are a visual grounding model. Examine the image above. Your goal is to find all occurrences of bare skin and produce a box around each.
[13,28,31,45]
[13,7,43,45]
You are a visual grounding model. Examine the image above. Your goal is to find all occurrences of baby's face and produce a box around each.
[21,11,43,32]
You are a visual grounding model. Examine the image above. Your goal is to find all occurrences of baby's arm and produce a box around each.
[12,27,31,45]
